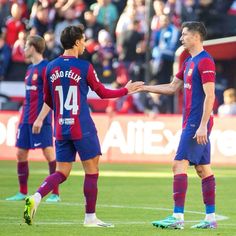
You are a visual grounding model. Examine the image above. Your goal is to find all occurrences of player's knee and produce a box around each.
[195,166,203,178]
[16,149,28,161]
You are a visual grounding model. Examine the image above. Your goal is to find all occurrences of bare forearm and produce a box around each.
[37,103,51,121]
[142,84,175,95]
[200,94,215,127]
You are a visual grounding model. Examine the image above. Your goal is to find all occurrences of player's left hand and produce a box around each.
[193,126,208,145]
[32,119,43,134]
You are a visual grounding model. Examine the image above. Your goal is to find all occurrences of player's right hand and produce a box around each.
[32,119,43,134]
[125,80,144,94]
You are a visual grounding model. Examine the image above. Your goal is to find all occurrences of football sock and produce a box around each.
[173,173,188,215]
[84,173,98,213]
[172,213,184,220]
[37,171,66,198]
[205,213,216,222]
[18,161,29,194]
[202,175,215,218]
[33,192,42,208]
[85,213,96,221]
[48,160,59,195]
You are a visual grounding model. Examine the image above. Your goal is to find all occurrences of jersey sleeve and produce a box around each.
[43,66,53,109]
[198,58,216,84]
[175,61,187,80]
[87,64,128,98]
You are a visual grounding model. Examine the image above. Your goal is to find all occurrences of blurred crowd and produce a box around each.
[0,0,236,115]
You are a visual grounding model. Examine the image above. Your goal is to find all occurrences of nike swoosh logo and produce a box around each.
[34,143,42,147]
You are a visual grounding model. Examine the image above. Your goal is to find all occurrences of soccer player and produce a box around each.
[6,35,60,202]
[139,22,217,229]
[23,25,143,227]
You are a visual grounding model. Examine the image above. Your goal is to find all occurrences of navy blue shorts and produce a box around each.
[16,124,53,149]
[55,134,102,162]
[175,127,211,165]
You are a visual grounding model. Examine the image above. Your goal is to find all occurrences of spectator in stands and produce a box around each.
[218,88,236,116]
[225,0,236,36]
[54,6,80,46]
[90,0,118,35]
[151,0,165,31]
[195,0,225,39]
[4,3,25,48]
[151,14,179,84]
[83,10,103,54]
[11,31,28,63]
[6,31,29,81]
[117,20,144,82]
[0,32,11,81]
[93,29,115,78]
[29,5,52,37]
[43,31,62,61]
[55,0,86,19]
[180,0,197,24]
[0,0,10,29]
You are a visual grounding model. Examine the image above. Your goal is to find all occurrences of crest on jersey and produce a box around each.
[32,73,38,80]
[187,68,193,76]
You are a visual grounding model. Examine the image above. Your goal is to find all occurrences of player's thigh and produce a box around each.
[73,134,101,162]
[42,146,55,162]
[172,160,189,175]
[175,128,209,165]
[55,140,77,162]
[81,156,100,174]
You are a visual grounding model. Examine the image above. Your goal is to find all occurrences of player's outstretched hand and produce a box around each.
[125,80,144,94]
[32,119,43,134]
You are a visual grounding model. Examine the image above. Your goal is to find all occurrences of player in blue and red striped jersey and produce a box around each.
[23,25,143,227]
[140,22,217,229]
[6,35,60,203]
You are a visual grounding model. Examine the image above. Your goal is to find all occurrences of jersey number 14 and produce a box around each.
[55,86,79,115]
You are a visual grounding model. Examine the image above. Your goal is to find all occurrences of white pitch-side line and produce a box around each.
[0,200,229,222]
[1,221,236,226]
[43,202,229,221]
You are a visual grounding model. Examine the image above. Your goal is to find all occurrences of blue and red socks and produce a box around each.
[202,175,216,221]
[173,173,188,219]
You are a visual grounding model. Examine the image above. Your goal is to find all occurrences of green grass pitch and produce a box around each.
[0,160,235,236]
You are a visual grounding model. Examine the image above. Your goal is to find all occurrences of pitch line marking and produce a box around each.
[45,202,229,222]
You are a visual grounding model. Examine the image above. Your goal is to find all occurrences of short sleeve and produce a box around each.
[198,58,216,84]
[175,60,187,80]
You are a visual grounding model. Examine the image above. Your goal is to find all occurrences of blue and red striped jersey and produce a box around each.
[176,50,215,130]
[20,60,52,124]
[44,56,128,140]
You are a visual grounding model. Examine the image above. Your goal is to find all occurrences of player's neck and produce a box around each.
[31,54,43,65]
[63,49,78,58]
[189,45,204,57]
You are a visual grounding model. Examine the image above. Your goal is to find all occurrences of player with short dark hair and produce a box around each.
[23,25,143,227]
[6,35,60,202]
[139,21,217,229]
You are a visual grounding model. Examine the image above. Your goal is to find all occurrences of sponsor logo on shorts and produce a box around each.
[34,143,42,147]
